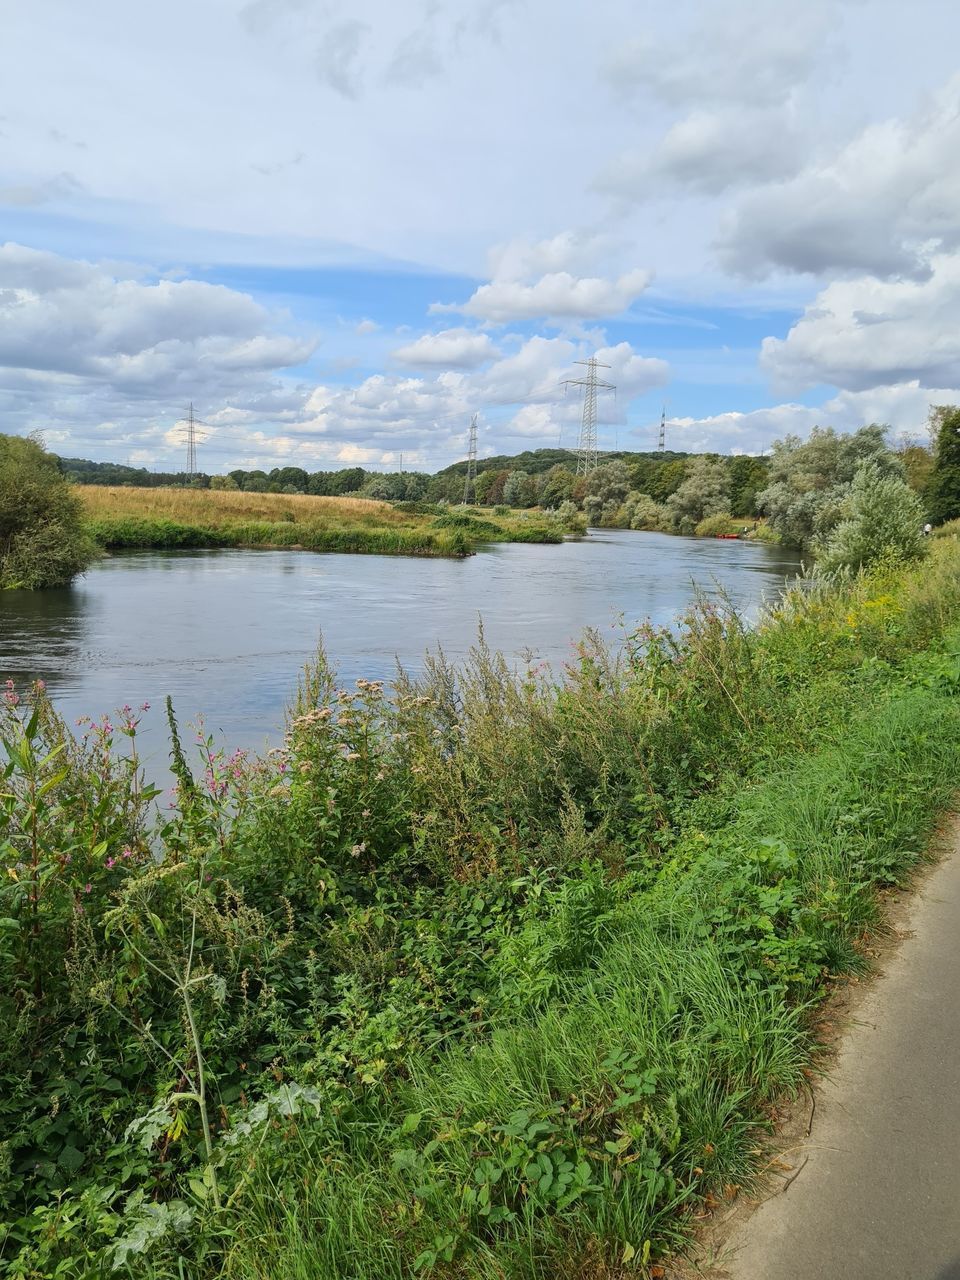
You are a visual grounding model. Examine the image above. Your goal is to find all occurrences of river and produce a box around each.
[0,532,800,756]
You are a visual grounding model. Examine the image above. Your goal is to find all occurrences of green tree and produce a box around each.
[583,461,632,526]
[664,458,731,534]
[758,425,900,549]
[502,470,537,507]
[539,464,576,509]
[926,406,960,524]
[727,456,769,516]
[0,434,96,589]
[816,461,926,574]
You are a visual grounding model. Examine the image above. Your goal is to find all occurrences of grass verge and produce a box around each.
[2,542,960,1278]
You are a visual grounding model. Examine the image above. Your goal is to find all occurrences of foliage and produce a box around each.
[0,434,97,590]
[815,461,927,574]
[663,458,730,535]
[926,405,960,525]
[502,471,538,509]
[4,543,960,1275]
[583,462,633,526]
[757,425,902,549]
[621,491,665,531]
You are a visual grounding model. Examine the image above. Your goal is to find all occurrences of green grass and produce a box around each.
[4,542,960,1279]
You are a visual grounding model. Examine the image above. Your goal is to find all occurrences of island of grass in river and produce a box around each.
[78,486,569,557]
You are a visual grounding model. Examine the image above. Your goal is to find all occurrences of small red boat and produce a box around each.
[715,533,740,540]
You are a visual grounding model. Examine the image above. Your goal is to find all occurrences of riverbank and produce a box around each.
[2,541,960,1278]
[78,487,565,557]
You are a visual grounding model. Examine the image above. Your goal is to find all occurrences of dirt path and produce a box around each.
[690,825,960,1280]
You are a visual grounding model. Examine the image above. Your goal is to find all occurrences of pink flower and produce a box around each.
[105,857,116,869]
[83,883,92,894]
[121,848,132,859]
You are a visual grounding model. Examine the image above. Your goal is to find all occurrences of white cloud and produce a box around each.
[601,0,839,108]
[486,231,615,282]
[315,20,370,99]
[355,318,379,334]
[761,254,960,392]
[598,108,804,199]
[392,327,500,368]
[719,75,960,280]
[440,268,652,323]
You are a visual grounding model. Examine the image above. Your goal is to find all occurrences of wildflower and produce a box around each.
[105,857,116,869]
[362,808,371,818]
[121,848,132,859]
[83,883,92,894]
[350,842,367,857]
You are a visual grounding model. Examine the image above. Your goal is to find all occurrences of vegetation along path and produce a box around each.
[702,822,960,1280]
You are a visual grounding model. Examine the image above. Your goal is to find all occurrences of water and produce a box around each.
[0,532,799,756]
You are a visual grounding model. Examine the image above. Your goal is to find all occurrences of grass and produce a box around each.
[78,488,565,558]
[4,540,960,1278]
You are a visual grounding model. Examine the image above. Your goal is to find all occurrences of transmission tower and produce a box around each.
[462,413,479,504]
[658,404,666,452]
[186,402,198,477]
[564,357,616,476]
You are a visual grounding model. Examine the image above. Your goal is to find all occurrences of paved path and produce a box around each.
[715,831,960,1280]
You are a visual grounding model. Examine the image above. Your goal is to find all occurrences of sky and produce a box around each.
[2,0,960,472]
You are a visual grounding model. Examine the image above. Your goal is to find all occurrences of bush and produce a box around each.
[694,513,739,537]
[815,461,926,575]
[0,434,96,589]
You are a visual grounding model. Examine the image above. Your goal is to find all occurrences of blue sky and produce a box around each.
[3,0,960,471]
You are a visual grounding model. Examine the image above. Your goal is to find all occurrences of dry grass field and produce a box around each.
[78,486,422,531]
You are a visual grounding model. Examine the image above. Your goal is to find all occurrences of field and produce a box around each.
[78,486,567,557]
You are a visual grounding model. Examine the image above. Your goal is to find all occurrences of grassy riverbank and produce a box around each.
[2,543,960,1278]
[78,487,565,557]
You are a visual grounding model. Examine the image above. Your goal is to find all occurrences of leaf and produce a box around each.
[58,1144,85,1171]
[621,1242,636,1263]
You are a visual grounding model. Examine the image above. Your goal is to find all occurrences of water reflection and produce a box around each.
[0,532,800,754]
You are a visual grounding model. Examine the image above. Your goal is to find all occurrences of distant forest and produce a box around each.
[57,447,769,516]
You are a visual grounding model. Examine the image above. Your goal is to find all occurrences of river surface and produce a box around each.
[0,532,799,756]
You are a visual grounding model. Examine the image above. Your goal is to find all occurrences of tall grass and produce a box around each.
[79,487,566,556]
[3,541,960,1278]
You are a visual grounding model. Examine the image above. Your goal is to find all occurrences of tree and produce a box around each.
[539,464,576,509]
[0,433,96,589]
[816,462,926,574]
[583,461,632,526]
[727,456,769,516]
[664,458,730,534]
[926,406,960,525]
[502,470,537,508]
[621,491,665,530]
[758,425,901,549]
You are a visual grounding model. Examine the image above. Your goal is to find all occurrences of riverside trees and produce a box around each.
[0,433,95,589]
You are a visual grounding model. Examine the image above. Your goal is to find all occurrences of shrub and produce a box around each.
[815,461,926,574]
[0,434,96,589]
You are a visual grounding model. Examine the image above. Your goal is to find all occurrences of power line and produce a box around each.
[563,357,616,477]
[462,413,479,504]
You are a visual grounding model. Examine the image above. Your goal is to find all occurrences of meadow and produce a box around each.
[2,541,960,1277]
[78,487,567,557]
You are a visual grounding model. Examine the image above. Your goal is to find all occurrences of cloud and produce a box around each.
[719,74,960,280]
[439,268,652,323]
[486,231,615,282]
[598,108,804,200]
[601,0,839,108]
[0,171,83,207]
[355,318,379,334]
[392,327,500,368]
[0,243,315,456]
[761,254,960,392]
[315,20,370,98]
[383,24,444,86]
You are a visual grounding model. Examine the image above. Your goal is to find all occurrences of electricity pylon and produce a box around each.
[564,358,616,476]
[462,413,479,504]
[185,402,199,476]
[658,404,666,452]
